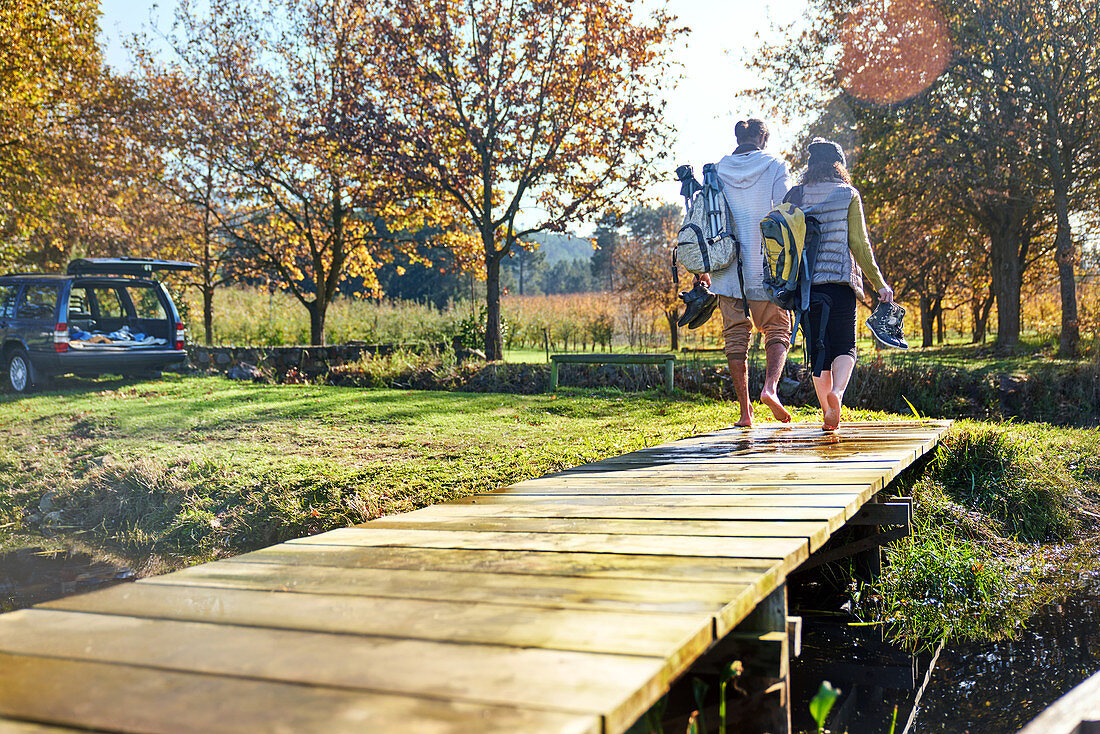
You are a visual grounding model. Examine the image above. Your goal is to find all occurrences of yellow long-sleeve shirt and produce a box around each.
[847,192,888,293]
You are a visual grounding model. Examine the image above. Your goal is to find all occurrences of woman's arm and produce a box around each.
[847,192,890,296]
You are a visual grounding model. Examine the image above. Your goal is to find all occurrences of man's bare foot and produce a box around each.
[760,389,792,423]
[823,392,842,430]
[734,408,753,428]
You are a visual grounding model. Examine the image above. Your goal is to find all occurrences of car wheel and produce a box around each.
[6,347,33,394]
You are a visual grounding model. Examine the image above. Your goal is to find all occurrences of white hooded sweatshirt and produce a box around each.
[711,149,792,300]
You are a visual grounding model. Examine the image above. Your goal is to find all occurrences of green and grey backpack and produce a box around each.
[675,189,738,275]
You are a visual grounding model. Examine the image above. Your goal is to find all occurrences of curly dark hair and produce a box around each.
[802,161,852,185]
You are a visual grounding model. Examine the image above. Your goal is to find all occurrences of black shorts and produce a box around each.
[805,283,857,376]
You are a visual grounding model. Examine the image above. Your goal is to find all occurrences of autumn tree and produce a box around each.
[616,204,683,350]
[143,0,434,345]
[367,0,680,359]
[753,0,1052,350]
[982,0,1100,357]
[0,0,108,265]
[127,56,242,345]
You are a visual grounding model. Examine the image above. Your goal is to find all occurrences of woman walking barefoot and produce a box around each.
[793,140,893,431]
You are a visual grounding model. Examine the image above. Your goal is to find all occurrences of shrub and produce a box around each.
[865,522,1036,646]
[930,425,1078,542]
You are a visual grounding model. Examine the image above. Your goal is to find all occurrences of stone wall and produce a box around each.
[187,343,443,378]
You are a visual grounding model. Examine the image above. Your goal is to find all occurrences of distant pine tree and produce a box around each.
[590,211,623,290]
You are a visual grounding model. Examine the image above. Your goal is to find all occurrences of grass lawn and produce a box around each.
[0,374,887,571]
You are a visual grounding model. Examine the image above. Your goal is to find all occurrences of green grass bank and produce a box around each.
[0,376,867,570]
[1,375,1098,647]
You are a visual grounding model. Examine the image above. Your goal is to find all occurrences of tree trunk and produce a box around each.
[201,194,216,346]
[971,290,994,343]
[203,286,214,346]
[935,296,945,345]
[307,299,326,346]
[1053,183,1079,357]
[919,294,935,348]
[665,308,679,352]
[485,255,504,360]
[986,210,1025,351]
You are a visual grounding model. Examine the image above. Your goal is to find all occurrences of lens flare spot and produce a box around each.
[838,0,952,105]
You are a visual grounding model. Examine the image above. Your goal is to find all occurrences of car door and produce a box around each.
[0,282,20,344]
[12,282,61,358]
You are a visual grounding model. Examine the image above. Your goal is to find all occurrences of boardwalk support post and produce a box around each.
[795,497,912,575]
[693,584,793,734]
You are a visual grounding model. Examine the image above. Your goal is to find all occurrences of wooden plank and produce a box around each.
[0,721,81,733]
[589,453,906,464]
[1018,669,1100,734]
[512,477,884,488]
[551,353,673,365]
[449,492,864,511]
[0,610,665,732]
[232,545,784,585]
[395,501,847,525]
[134,561,756,617]
[550,466,893,482]
[0,652,600,734]
[44,582,715,661]
[590,454,914,466]
[363,517,832,551]
[495,481,884,501]
[286,527,810,569]
[596,438,921,451]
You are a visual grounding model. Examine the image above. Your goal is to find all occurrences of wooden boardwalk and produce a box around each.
[0,420,950,734]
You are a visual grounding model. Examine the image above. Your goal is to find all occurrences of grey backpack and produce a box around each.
[675,190,738,274]
[673,163,747,314]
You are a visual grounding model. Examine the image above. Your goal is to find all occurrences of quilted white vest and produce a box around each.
[799,181,865,299]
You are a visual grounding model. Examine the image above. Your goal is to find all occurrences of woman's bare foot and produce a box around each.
[760,389,792,423]
[823,392,842,430]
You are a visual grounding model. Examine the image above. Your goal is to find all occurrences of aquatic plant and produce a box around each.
[809,680,841,733]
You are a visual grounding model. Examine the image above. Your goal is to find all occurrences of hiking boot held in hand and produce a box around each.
[866,302,909,349]
[677,282,718,329]
[687,293,718,329]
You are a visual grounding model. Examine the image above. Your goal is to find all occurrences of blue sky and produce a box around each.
[98,0,810,208]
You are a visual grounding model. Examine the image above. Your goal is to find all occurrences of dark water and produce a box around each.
[791,581,1100,734]
[0,546,134,612]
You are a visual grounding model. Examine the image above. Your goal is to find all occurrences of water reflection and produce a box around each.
[791,581,1100,734]
[910,581,1100,733]
[0,546,134,612]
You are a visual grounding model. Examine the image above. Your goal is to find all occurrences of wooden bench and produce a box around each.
[549,353,676,394]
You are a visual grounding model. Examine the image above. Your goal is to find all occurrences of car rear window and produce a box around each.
[16,284,59,320]
[126,286,167,320]
[88,287,124,319]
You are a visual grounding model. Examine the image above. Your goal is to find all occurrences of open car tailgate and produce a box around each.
[67,258,199,276]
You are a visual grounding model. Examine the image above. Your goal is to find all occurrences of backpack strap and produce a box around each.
[810,292,833,376]
[682,223,711,272]
[783,185,805,207]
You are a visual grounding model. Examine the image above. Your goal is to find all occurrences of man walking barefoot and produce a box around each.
[698,119,793,427]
